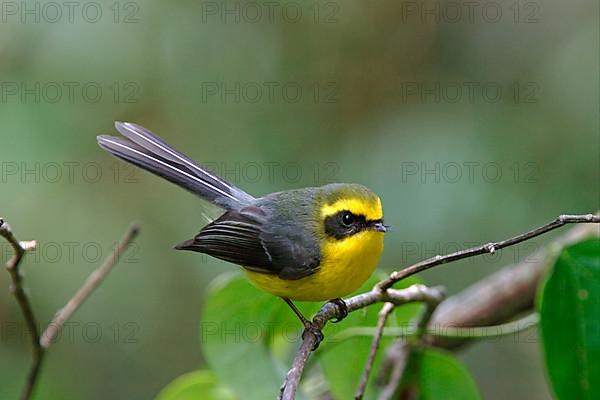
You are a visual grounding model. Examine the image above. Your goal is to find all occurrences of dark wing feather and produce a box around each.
[175,206,320,280]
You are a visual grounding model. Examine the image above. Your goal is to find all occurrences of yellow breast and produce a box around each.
[244,229,384,301]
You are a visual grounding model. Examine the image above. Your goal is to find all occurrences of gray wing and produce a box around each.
[175,206,321,280]
[97,122,255,210]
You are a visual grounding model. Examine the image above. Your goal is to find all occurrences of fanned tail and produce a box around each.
[97,122,255,210]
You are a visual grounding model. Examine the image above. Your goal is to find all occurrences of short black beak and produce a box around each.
[372,222,388,233]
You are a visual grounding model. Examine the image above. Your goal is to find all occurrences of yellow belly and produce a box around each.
[244,230,384,301]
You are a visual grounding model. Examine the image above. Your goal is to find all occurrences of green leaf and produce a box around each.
[200,271,426,400]
[318,275,423,400]
[155,370,236,400]
[538,238,600,400]
[402,348,481,400]
[200,272,291,400]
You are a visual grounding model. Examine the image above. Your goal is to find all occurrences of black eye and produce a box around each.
[341,211,355,226]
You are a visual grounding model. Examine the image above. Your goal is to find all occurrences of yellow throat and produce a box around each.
[245,195,385,301]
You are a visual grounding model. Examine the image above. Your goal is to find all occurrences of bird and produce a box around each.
[97,122,387,345]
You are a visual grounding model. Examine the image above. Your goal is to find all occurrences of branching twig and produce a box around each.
[426,220,600,349]
[280,213,599,399]
[0,218,139,400]
[379,216,599,397]
[279,285,444,400]
[376,214,599,290]
[0,219,39,341]
[354,302,395,400]
[357,283,445,400]
[377,341,411,400]
[1,218,40,400]
[378,288,443,400]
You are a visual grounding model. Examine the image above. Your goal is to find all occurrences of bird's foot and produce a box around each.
[282,298,325,351]
[302,322,324,351]
[329,298,348,323]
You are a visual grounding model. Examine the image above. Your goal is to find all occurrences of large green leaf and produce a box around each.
[155,370,236,400]
[200,273,290,400]
[402,348,481,400]
[318,275,423,399]
[538,238,600,400]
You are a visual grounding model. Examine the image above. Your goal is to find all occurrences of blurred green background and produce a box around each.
[0,0,598,398]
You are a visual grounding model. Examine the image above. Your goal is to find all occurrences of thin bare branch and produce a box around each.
[1,219,139,400]
[377,341,411,400]
[427,221,599,349]
[378,290,443,400]
[377,214,599,291]
[354,302,395,400]
[1,218,40,400]
[41,224,140,348]
[0,219,39,337]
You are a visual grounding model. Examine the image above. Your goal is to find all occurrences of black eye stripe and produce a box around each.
[324,210,368,239]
